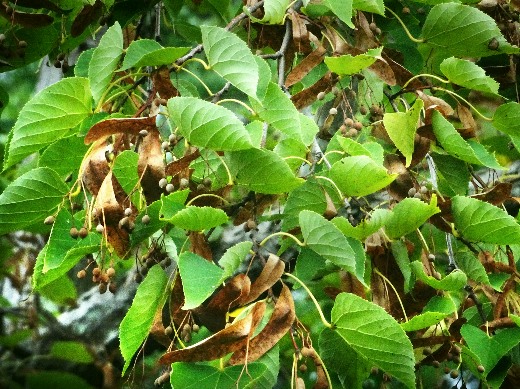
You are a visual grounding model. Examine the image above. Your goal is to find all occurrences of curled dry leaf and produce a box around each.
[159,301,266,364]
[228,284,295,365]
[285,45,326,87]
[233,194,278,225]
[94,171,124,224]
[368,57,396,86]
[170,273,189,328]
[165,149,201,176]
[382,51,424,89]
[471,182,512,206]
[456,104,477,137]
[289,10,312,54]
[0,5,53,28]
[152,66,178,100]
[138,128,165,203]
[355,12,378,52]
[195,274,251,332]
[149,302,171,348]
[291,73,334,110]
[85,116,157,144]
[81,139,111,195]
[189,232,213,261]
[242,253,285,305]
[71,0,103,37]
[418,91,455,119]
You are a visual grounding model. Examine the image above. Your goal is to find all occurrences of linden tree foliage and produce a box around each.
[2,0,520,388]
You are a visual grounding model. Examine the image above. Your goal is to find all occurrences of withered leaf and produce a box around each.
[189,232,213,261]
[12,0,62,12]
[456,104,477,138]
[138,128,165,203]
[368,58,396,86]
[81,139,111,196]
[152,66,178,100]
[291,73,334,110]
[71,0,103,37]
[165,149,201,176]
[418,91,454,119]
[233,194,278,226]
[170,273,189,327]
[104,224,130,258]
[159,301,266,364]
[0,6,53,28]
[382,51,423,89]
[289,10,312,54]
[242,253,285,305]
[85,116,157,144]
[195,274,251,332]
[150,306,171,348]
[472,182,512,206]
[355,12,378,52]
[285,45,326,87]
[94,171,124,224]
[229,284,295,365]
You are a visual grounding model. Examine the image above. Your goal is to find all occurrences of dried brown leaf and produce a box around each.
[381,51,423,89]
[11,0,62,12]
[472,182,512,206]
[71,0,103,37]
[170,273,189,327]
[285,45,326,87]
[417,91,454,118]
[242,253,285,305]
[138,128,165,203]
[289,10,312,54]
[159,301,266,364]
[456,104,477,137]
[165,149,201,176]
[229,284,295,365]
[189,232,213,261]
[149,303,171,348]
[81,139,111,196]
[0,5,53,28]
[233,194,278,225]
[94,171,124,224]
[195,274,251,332]
[368,58,396,86]
[291,73,334,110]
[153,66,178,100]
[355,12,378,52]
[85,116,157,145]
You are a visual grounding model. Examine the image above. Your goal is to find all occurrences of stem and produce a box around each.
[283,156,312,166]
[432,87,493,121]
[402,73,449,90]
[374,268,408,321]
[94,72,150,112]
[213,151,234,186]
[186,193,229,207]
[258,231,305,248]
[385,7,425,43]
[314,175,344,202]
[416,228,431,254]
[184,57,211,70]
[284,272,333,329]
[176,66,214,96]
[216,98,256,115]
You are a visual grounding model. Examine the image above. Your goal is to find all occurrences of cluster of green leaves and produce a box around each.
[3,0,520,388]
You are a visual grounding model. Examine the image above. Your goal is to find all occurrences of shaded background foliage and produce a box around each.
[2,1,520,389]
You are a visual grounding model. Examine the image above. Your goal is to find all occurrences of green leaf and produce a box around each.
[0,167,69,235]
[120,39,190,70]
[120,266,168,374]
[461,324,520,373]
[112,150,140,205]
[299,210,359,279]
[331,292,416,389]
[467,139,504,170]
[323,0,354,28]
[430,153,469,196]
[421,3,518,57]
[170,206,228,231]
[456,251,489,285]
[452,196,520,244]
[332,209,390,241]
[39,136,89,178]
[401,312,448,332]
[26,371,93,389]
[391,240,413,293]
[352,0,384,15]
[3,78,92,169]
[273,138,308,171]
[228,148,304,194]
[329,156,397,197]
[178,252,225,310]
[88,22,123,103]
[168,97,253,151]
[130,200,166,246]
[337,137,384,165]
[50,341,94,364]
[247,0,291,24]
[411,261,467,291]
[201,25,259,97]
[159,190,190,221]
[219,241,253,279]
[324,47,382,76]
[493,102,520,140]
[440,57,499,94]
[42,208,78,272]
[39,275,77,305]
[385,196,440,239]
[283,178,326,231]
[383,98,423,167]
[33,233,101,291]
[74,48,95,78]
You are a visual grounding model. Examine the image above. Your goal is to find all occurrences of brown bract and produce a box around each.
[84,116,157,145]
[0,5,53,28]
[137,127,165,203]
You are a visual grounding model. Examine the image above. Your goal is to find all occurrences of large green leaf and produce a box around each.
[385,196,440,239]
[178,252,225,310]
[0,168,69,235]
[456,251,489,285]
[168,97,253,151]
[353,0,384,15]
[159,190,190,221]
[331,293,416,389]
[411,261,467,291]
[324,47,382,76]
[219,241,253,279]
[282,178,326,231]
[421,3,518,57]
[170,206,228,231]
[323,0,354,28]
[42,208,78,272]
[431,153,469,197]
[383,99,423,167]
[440,57,499,94]
[461,324,520,374]
[201,26,259,97]
[247,0,291,24]
[112,150,140,206]
[119,266,168,374]
[329,156,397,197]
[452,196,520,244]
[332,209,390,241]
[493,102,520,150]
[39,136,89,178]
[88,22,124,103]
[299,210,359,279]
[337,137,384,165]
[400,311,448,332]
[391,240,413,293]
[227,148,304,194]
[120,39,190,70]
[3,78,92,169]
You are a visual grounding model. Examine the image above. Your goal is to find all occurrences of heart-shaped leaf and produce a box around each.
[120,39,190,70]
[247,0,291,24]
[324,47,382,76]
[385,196,440,239]
[331,293,416,389]
[170,206,228,231]
[411,261,467,291]
[440,57,499,94]
[168,97,253,151]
